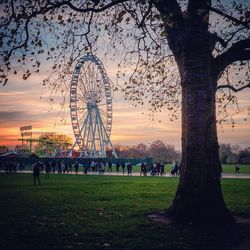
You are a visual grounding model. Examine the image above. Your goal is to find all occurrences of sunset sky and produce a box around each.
[1,60,250,151]
[0,0,250,152]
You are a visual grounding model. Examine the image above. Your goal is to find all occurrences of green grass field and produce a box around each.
[134,164,250,174]
[0,173,250,250]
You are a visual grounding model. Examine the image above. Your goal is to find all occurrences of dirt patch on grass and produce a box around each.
[147,211,172,224]
[234,215,250,224]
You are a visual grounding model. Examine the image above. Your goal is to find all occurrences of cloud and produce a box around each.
[0,50,250,151]
[0,111,26,121]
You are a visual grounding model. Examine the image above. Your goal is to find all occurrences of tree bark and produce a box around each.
[154,0,235,225]
[167,43,234,225]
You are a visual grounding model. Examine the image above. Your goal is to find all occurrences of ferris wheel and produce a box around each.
[70,53,117,158]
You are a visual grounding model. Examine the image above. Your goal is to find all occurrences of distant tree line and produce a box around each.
[2,140,249,164]
[219,144,250,164]
[112,140,181,163]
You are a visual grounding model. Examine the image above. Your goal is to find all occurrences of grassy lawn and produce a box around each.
[0,173,250,250]
[132,164,250,174]
[221,164,250,174]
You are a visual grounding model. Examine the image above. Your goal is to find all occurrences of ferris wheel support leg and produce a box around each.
[72,112,89,157]
[95,109,103,157]
[79,111,90,157]
[98,109,117,158]
[96,109,106,158]
[85,115,92,158]
[89,109,96,159]
[81,115,89,157]
[92,110,99,158]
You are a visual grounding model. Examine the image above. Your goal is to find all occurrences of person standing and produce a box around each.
[65,161,69,173]
[108,160,112,172]
[45,161,51,179]
[57,161,62,174]
[140,163,145,176]
[160,162,165,176]
[69,161,73,173]
[121,161,125,175]
[74,161,79,174]
[127,163,132,176]
[235,165,240,174]
[51,160,56,174]
[144,163,148,176]
[83,162,88,175]
[116,161,120,172]
[33,162,41,185]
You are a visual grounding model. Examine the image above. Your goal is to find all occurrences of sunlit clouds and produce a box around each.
[0,63,250,150]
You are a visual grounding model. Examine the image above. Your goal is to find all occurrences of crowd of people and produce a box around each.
[0,158,185,185]
[170,161,181,176]
[0,159,24,173]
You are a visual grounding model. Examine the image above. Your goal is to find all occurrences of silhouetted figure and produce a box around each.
[121,161,125,175]
[108,160,112,172]
[62,161,66,174]
[45,161,51,179]
[178,162,181,176]
[140,163,145,176]
[57,161,62,174]
[235,165,240,174]
[160,162,165,176]
[33,162,41,185]
[83,162,88,174]
[94,161,98,172]
[116,162,120,172]
[51,161,56,174]
[171,162,179,176]
[127,163,132,175]
[69,161,72,173]
[99,162,105,175]
[74,161,79,173]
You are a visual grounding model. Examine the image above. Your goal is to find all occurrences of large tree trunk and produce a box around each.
[168,50,234,225]
[154,0,234,225]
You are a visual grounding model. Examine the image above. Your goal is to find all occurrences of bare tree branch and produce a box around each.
[6,21,29,61]
[152,0,184,58]
[217,83,250,92]
[210,7,250,27]
[64,0,129,13]
[138,0,153,28]
[213,39,250,78]
[225,26,248,45]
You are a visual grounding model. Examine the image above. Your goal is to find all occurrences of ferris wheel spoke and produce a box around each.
[78,77,87,93]
[98,106,107,115]
[79,74,90,95]
[80,65,91,93]
[78,86,88,101]
[78,112,89,128]
[99,110,107,122]
[86,63,94,91]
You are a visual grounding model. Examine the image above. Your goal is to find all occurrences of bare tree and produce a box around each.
[149,140,167,162]
[149,140,180,162]
[1,0,250,225]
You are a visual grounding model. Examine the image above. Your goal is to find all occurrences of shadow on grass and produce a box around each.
[146,210,250,250]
